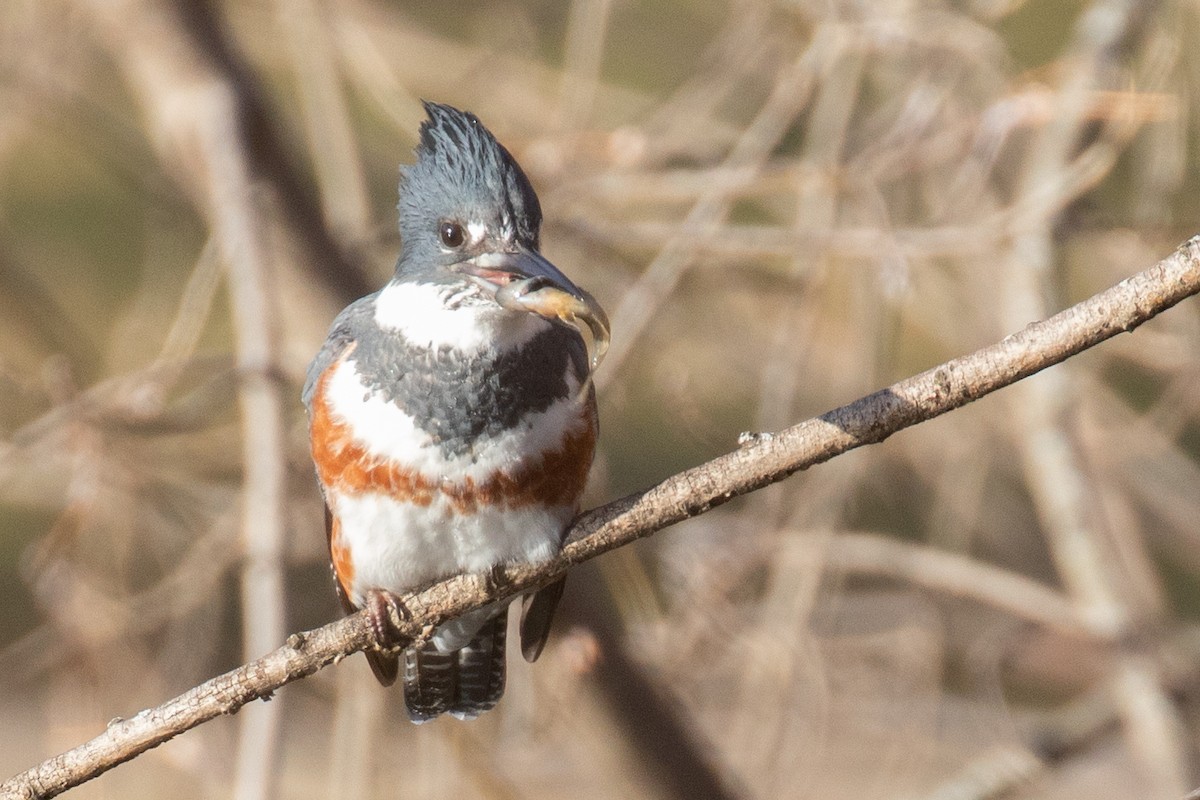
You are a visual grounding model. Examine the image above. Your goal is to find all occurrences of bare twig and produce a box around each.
[204,73,288,800]
[596,41,825,389]
[77,2,290,798]
[807,532,1095,638]
[170,0,376,303]
[3,233,1199,800]
[558,0,614,132]
[910,745,1044,800]
[275,0,372,241]
[1000,1,1186,795]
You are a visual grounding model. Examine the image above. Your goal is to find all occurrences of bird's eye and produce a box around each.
[439,221,465,248]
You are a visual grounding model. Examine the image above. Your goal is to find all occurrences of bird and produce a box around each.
[302,101,604,723]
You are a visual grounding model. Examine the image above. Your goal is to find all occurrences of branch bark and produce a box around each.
[4,235,1200,800]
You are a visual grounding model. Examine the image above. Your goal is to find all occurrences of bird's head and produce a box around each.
[382,102,607,366]
[395,102,572,297]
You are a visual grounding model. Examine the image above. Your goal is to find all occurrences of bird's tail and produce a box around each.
[402,613,507,723]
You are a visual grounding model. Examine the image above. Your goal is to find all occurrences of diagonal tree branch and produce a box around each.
[4,235,1200,800]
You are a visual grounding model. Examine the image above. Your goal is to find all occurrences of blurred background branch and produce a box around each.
[78,3,295,799]
[3,1,1200,799]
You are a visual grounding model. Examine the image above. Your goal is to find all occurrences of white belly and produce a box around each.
[332,488,571,605]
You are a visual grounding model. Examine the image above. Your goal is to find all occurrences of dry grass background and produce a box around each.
[2,0,1200,798]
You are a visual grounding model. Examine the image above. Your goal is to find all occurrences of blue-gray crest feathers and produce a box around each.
[398,101,542,247]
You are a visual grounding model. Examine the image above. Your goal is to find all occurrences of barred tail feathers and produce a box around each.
[402,613,507,723]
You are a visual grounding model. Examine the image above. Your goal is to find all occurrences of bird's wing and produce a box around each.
[302,292,379,410]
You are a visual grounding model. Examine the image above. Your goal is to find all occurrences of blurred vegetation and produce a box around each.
[3,0,1200,798]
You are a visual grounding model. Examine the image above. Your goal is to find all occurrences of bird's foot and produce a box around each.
[365,589,410,655]
[485,563,511,594]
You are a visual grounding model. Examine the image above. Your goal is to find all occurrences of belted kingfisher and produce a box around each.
[303,101,605,722]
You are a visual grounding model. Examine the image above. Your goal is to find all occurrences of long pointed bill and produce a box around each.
[462,247,610,372]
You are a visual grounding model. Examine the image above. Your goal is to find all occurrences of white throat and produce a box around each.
[374,280,548,353]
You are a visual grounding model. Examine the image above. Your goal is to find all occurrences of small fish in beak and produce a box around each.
[495,276,610,373]
[462,246,610,376]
